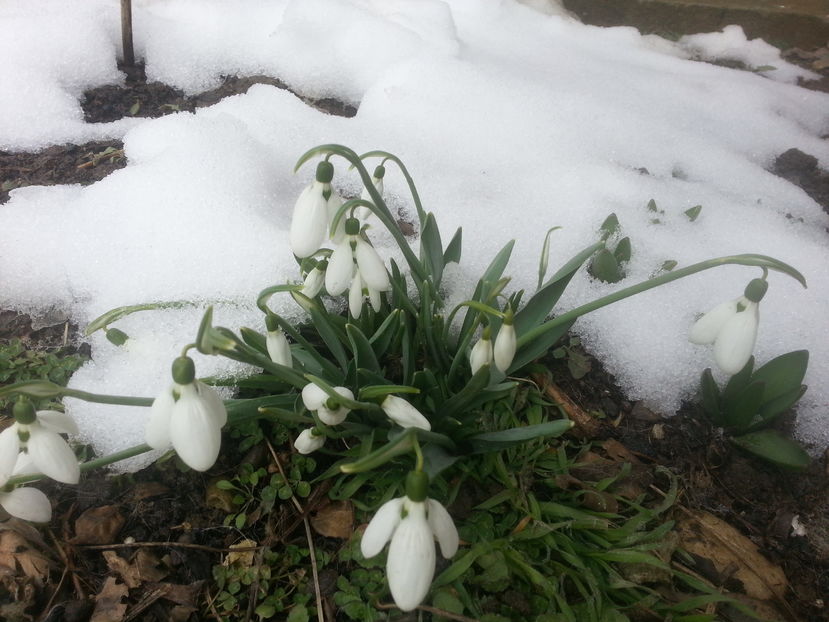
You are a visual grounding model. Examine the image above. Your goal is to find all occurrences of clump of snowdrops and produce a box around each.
[0,143,807,614]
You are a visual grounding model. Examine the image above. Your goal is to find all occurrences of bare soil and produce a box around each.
[1,42,829,622]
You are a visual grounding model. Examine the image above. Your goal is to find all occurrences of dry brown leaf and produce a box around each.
[91,577,128,622]
[311,500,354,539]
[676,509,788,600]
[145,580,204,606]
[73,506,125,545]
[601,439,641,464]
[130,482,170,501]
[224,539,257,567]
[0,529,52,581]
[103,549,166,589]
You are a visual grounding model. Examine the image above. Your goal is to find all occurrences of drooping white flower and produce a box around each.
[301,262,326,299]
[145,356,227,472]
[266,328,292,368]
[494,312,516,373]
[294,428,325,454]
[361,472,458,612]
[302,382,354,426]
[325,217,390,297]
[0,400,80,485]
[689,279,767,375]
[290,161,342,257]
[380,395,431,431]
[469,329,493,374]
[348,272,384,319]
[0,486,52,522]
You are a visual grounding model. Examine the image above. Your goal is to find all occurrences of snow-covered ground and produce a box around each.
[1,0,828,468]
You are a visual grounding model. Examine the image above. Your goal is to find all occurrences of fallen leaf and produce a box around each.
[91,577,128,622]
[103,549,166,589]
[224,539,257,567]
[0,529,52,581]
[601,439,641,464]
[73,506,125,545]
[311,500,354,539]
[130,482,170,501]
[676,509,788,600]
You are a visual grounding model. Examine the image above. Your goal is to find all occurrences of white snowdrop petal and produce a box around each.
[27,426,80,484]
[302,267,325,298]
[0,427,21,486]
[714,304,759,375]
[427,499,459,558]
[689,299,738,344]
[301,383,329,411]
[145,387,175,449]
[494,324,517,372]
[470,337,493,374]
[294,428,325,454]
[169,390,222,472]
[381,396,431,431]
[325,240,355,296]
[267,330,292,367]
[36,410,79,435]
[354,238,390,292]
[0,487,52,523]
[349,273,364,318]
[195,381,227,427]
[369,287,382,312]
[360,497,404,559]
[387,502,436,612]
[290,183,329,258]
[327,191,346,243]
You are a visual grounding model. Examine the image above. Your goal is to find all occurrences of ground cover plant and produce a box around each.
[0,143,814,620]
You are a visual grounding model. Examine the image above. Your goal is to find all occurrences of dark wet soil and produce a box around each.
[1,32,829,622]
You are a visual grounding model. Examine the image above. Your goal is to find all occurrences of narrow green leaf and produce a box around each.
[345,324,380,374]
[614,237,631,263]
[731,430,810,469]
[467,420,573,453]
[369,308,400,359]
[439,364,491,419]
[699,368,721,423]
[725,381,766,431]
[443,226,463,266]
[509,318,575,373]
[599,213,620,239]
[340,428,416,473]
[309,306,349,372]
[420,212,445,286]
[752,384,807,429]
[721,355,754,409]
[589,248,622,283]
[358,384,419,400]
[536,226,563,289]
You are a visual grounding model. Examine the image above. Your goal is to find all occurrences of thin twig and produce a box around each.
[266,439,325,622]
[74,541,261,553]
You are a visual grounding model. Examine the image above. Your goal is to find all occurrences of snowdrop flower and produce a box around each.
[290,161,342,257]
[0,398,80,485]
[294,428,325,454]
[380,395,431,430]
[302,382,354,426]
[689,278,767,375]
[325,217,390,297]
[264,315,292,368]
[348,271,383,319]
[361,471,458,612]
[145,356,227,472]
[494,310,516,373]
[469,326,493,374]
[301,261,326,299]
[0,486,51,523]
[357,164,386,219]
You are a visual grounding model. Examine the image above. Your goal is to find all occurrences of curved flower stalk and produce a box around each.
[145,355,227,472]
[0,397,80,485]
[290,161,343,257]
[302,382,354,425]
[361,471,458,612]
[690,278,767,374]
[357,164,386,219]
[0,486,52,522]
[381,395,431,430]
[325,217,391,298]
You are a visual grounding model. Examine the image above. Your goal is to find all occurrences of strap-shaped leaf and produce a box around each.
[722,355,754,410]
[515,242,603,336]
[751,384,807,429]
[369,308,401,359]
[699,368,721,423]
[466,420,573,453]
[420,212,445,286]
[443,226,462,266]
[309,306,349,372]
[731,429,810,469]
[509,318,575,373]
[346,323,380,374]
[340,428,416,473]
[725,381,766,431]
[750,350,809,405]
[439,364,491,419]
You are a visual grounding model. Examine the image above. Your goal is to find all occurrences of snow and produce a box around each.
[1,0,828,469]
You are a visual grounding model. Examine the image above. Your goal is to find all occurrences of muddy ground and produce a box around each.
[1,38,829,622]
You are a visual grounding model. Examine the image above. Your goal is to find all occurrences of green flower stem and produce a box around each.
[85,300,199,336]
[0,380,155,406]
[359,150,426,224]
[294,144,427,283]
[517,253,807,349]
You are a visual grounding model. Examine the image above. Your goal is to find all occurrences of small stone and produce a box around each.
[629,401,662,422]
